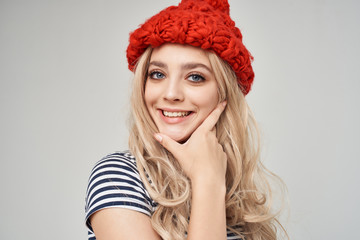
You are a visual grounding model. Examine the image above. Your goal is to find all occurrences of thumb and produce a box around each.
[154,133,181,156]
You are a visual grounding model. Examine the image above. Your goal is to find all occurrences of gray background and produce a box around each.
[1,0,359,239]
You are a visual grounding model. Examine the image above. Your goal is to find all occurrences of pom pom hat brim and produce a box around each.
[126,0,254,95]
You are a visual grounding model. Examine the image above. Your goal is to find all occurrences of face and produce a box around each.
[144,43,219,142]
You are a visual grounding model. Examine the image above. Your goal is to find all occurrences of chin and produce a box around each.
[175,135,190,143]
[162,131,191,143]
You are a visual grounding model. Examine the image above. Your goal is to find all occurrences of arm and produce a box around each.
[187,178,227,240]
[91,208,161,240]
[85,153,161,240]
[155,102,228,240]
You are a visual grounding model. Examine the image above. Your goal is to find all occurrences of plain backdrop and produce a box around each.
[1,0,359,239]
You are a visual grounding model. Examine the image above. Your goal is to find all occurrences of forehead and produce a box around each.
[150,43,211,67]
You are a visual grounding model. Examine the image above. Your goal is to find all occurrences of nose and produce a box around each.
[163,78,184,102]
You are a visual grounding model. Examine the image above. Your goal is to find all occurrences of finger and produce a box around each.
[154,133,181,156]
[199,101,227,132]
[210,125,216,136]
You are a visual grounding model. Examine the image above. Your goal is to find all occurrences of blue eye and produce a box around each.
[149,71,165,79]
[188,74,205,82]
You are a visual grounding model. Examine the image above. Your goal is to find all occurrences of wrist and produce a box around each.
[191,176,226,195]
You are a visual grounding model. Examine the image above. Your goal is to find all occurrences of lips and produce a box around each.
[158,108,194,124]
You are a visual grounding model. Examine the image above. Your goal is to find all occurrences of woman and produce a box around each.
[85,0,286,239]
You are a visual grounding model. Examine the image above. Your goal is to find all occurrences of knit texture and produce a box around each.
[127,0,254,95]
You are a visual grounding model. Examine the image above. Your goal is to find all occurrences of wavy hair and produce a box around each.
[128,47,287,240]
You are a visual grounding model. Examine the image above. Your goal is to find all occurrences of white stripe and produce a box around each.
[87,166,142,195]
[87,181,149,209]
[86,163,142,202]
[86,196,151,216]
[90,158,136,180]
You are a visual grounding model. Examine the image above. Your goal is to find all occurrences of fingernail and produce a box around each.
[222,101,227,107]
[154,133,162,143]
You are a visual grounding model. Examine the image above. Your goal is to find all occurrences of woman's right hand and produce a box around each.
[154,101,227,186]
[155,101,228,240]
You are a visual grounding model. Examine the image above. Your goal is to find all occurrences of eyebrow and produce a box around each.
[149,61,212,73]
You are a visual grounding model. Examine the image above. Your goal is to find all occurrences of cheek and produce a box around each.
[189,84,219,111]
[144,82,159,108]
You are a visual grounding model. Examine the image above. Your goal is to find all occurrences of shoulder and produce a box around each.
[88,151,138,183]
[86,151,142,202]
[85,151,156,234]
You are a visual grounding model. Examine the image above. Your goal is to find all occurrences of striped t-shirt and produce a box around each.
[85,151,243,240]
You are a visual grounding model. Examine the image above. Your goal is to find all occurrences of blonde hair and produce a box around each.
[129,47,287,240]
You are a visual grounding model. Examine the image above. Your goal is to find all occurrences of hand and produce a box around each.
[154,101,227,185]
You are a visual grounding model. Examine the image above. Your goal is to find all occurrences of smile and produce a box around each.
[162,110,191,118]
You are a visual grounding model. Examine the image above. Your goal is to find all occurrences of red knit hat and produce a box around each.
[126,0,254,95]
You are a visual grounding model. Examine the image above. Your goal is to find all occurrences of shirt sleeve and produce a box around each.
[85,151,155,234]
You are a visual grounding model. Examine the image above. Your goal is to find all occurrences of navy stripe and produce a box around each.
[93,161,137,175]
[88,152,137,180]
[87,158,143,188]
[87,232,96,240]
[87,183,152,208]
[89,167,143,186]
[87,192,151,214]
[99,152,136,165]
[87,170,145,196]
[87,200,152,219]
[93,158,138,176]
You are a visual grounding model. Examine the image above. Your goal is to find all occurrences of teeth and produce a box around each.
[163,110,190,117]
